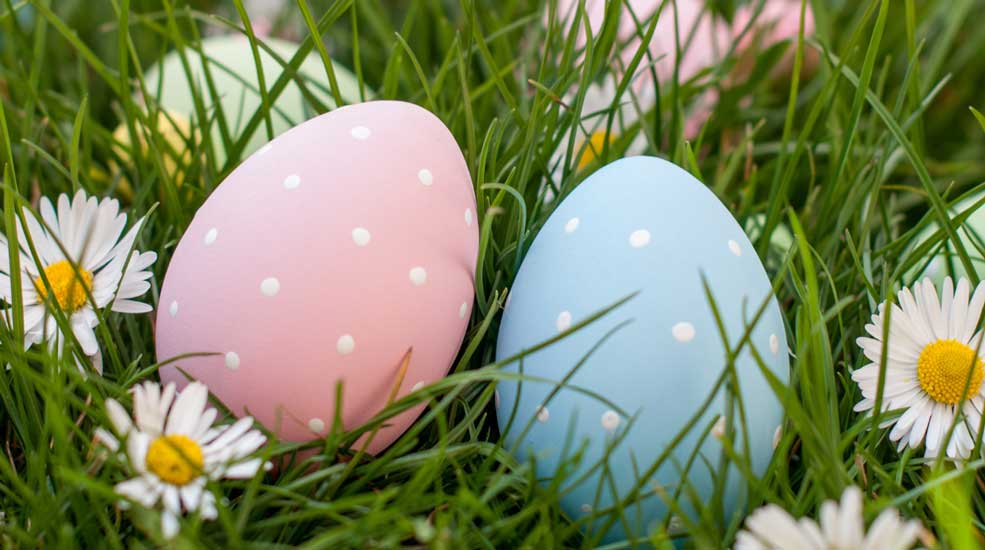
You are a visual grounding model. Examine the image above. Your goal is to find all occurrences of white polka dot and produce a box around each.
[773,425,783,449]
[337,334,355,356]
[494,390,501,408]
[672,322,695,343]
[629,229,651,248]
[459,302,469,319]
[418,169,433,186]
[411,381,426,392]
[580,504,593,514]
[204,227,218,246]
[564,217,580,234]
[556,311,572,332]
[712,415,726,440]
[728,240,742,257]
[168,301,178,317]
[770,334,780,355]
[260,277,280,297]
[536,405,550,423]
[308,418,325,432]
[351,126,370,140]
[257,143,273,155]
[409,267,427,286]
[601,410,620,432]
[224,352,240,370]
[352,227,371,246]
[283,174,301,190]
[465,208,474,226]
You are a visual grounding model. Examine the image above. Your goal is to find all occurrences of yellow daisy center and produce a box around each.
[145,434,205,486]
[916,339,984,404]
[34,260,93,313]
[576,131,614,171]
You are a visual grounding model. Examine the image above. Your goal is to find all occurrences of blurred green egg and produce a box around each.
[911,191,985,284]
[142,34,364,166]
[743,214,794,269]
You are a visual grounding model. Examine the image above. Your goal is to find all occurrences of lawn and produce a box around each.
[2,0,985,548]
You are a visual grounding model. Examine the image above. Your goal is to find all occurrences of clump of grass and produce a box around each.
[1,0,985,547]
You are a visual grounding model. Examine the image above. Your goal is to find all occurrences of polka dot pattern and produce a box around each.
[409,267,428,286]
[556,311,572,332]
[308,418,325,433]
[629,229,651,248]
[169,301,178,317]
[769,334,780,355]
[712,415,726,440]
[490,156,789,538]
[536,405,550,423]
[565,217,580,234]
[672,322,695,343]
[283,174,301,190]
[601,410,620,432]
[352,227,371,247]
[260,277,280,297]
[156,102,480,455]
[411,381,425,392]
[337,334,355,356]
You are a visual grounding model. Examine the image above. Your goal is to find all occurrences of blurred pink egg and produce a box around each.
[156,101,478,454]
[552,0,815,137]
[556,0,719,83]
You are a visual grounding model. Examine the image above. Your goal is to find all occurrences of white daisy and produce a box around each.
[544,78,651,202]
[853,277,985,459]
[735,486,925,550]
[0,190,156,370]
[95,381,269,540]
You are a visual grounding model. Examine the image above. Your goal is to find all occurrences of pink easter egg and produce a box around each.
[156,101,478,454]
[554,0,812,81]
[552,0,815,137]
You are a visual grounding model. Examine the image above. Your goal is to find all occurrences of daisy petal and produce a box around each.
[165,382,209,436]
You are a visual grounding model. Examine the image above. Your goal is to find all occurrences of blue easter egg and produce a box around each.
[495,156,788,543]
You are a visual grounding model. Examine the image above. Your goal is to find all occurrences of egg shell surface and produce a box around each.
[156,101,478,454]
[913,190,985,284]
[145,35,363,165]
[495,156,788,542]
[550,0,814,138]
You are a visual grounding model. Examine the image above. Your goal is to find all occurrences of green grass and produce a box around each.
[2,0,985,547]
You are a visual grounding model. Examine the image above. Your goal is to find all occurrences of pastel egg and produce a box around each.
[143,35,364,166]
[549,0,815,142]
[913,190,985,283]
[552,0,813,84]
[108,109,197,200]
[743,213,795,270]
[496,157,788,542]
[156,101,478,454]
